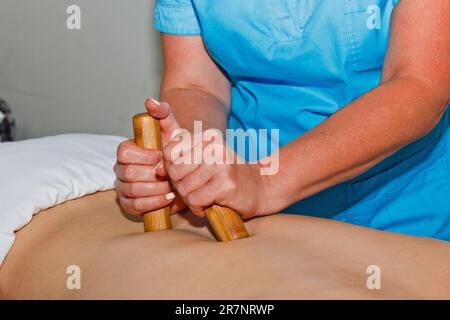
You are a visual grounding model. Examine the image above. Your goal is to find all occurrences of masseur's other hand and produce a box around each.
[163,129,270,218]
[114,98,186,216]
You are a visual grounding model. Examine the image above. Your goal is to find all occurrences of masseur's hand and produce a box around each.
[162,120,271,218]
[114,99,186,216]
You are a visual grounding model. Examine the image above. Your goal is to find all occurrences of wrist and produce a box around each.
[255,150,294,215]
[253,160,282,216]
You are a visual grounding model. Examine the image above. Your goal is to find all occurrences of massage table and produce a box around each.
[1,190,449,299]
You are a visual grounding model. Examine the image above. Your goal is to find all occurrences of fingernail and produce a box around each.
[165,192,176,201]
[155,161,161,171]
[150,98,160,106]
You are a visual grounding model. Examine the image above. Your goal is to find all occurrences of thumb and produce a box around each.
[145,98,180,144]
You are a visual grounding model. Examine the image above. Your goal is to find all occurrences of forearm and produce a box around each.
[264,76,448,213]
[160,87,229,134]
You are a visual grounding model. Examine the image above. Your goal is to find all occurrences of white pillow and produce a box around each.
[0,134,126,265]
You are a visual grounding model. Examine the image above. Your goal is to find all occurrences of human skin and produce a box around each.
[0,190,449,299]
[115,0,450,219]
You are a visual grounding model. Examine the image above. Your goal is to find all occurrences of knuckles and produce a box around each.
[128,182,138,197]
[117,140,161,165]
[131,198,145,212]
[175,182,188,198]
[117,142,131,162]
[119,197,139,215]
[222,178,237,195]
[163,140,177,163]
[123,166,135,181]
[167,165,180,182]
[186,193,201,208]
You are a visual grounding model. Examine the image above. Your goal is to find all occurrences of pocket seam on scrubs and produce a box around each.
[345,0,389,72]
[267,0,304,44]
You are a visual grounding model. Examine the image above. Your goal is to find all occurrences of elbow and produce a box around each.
[418,98,448,139]
[391,75,449,137]
[421,89,449,137]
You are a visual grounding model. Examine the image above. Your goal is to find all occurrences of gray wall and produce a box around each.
[0,0,162,140]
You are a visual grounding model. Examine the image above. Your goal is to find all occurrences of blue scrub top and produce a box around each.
[154,0,450,240]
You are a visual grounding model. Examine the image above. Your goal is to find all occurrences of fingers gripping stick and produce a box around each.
[132,113,249,241]
[133,113,172,232]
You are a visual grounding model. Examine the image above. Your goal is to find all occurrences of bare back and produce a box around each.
[1,191,449,299]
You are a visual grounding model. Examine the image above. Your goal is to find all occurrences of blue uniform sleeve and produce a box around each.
[154,0,201,35]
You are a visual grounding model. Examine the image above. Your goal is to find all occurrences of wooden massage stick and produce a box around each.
[133,113,172,232]
[133,113,250,241]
